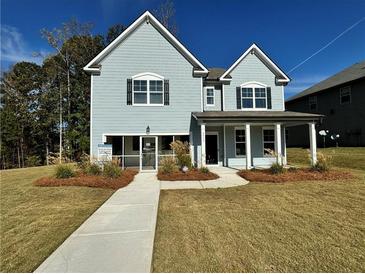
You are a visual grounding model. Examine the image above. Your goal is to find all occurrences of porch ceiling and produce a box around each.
[192,111,323,125]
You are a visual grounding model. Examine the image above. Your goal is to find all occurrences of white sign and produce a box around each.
[98,144,112,162]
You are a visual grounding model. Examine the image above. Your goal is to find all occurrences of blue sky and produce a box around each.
[1,0,365,98]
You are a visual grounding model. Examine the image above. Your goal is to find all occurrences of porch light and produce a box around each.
[146,126,150,135]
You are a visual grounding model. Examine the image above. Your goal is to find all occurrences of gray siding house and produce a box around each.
[84,11,321,171]
[286,61,365,147]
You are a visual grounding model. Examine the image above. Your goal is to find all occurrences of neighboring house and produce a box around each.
[286,61,365,147]
[84,11,321,171]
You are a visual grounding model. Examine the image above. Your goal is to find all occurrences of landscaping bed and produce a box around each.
[157,169,219,181]
[34,169,138,189]
[238,168,354,183]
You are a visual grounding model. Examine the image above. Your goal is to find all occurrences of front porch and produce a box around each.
[193,111,323,169]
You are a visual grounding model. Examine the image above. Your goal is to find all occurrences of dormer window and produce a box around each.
[240,82,267,109]
[132,73,164,105]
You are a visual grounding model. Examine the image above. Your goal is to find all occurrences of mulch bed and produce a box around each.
[34,169,138,189]
[157,169,219,181]
[237,168,354,183]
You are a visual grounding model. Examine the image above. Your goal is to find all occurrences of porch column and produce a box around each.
[245,124,251,169]
[275,123,282,165]
[223,125,227,166]
[189,131,194,167]
[282,126,287,165]
[201,124,206,167]
[309,122,317,165]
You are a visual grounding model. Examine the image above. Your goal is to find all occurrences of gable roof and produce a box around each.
[220,43,290,83]
[286,60,365,102]
[83,11,208,74]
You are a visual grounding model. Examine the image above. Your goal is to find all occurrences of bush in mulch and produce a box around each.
[34,169,138,189]
[157,168,219,181]
[237,168,354,183]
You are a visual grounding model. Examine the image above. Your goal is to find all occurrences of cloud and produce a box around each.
[285,74,329,99]
[1,25,46,65]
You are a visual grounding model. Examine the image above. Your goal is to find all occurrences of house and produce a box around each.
[286,61,365,147]
[83,11,322,171]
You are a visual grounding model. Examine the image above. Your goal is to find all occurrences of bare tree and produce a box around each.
[155,0,178,36]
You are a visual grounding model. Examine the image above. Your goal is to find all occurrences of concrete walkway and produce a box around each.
[160,166,249,190]
[35,172,160,273]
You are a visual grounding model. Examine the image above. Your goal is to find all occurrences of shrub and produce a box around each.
[55,164,75,179]
[77,153,90,171]
[159,156,178,174]
[170,140,192,169]
[199,167,210,174]
[85,163,102,175]
[270,162,285,174]
[103,162,122,178]
[26,155,41,167]
[312,152,330,172]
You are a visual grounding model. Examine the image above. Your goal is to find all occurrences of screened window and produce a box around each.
[132,136,139,151]
[161,136,173,151]
[235,129,246,156]
[241,83,267,109]
[206,88,215,105]
[263,129,275,156]
[340,86,351,104]
[309,96,317,111]
[132,73,164,105]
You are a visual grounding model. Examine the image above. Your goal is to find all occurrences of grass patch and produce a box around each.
[34,169,138,189]
[287,147,365,171]
[157,168,219,181]
[0,166,114,272]
[238,168,354,183]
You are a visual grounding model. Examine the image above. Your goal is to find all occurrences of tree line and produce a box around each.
[0,1,177,169]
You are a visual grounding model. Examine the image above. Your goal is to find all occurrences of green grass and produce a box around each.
[287,147,365,171]
[0,165,114,272]
[153,148,365,272]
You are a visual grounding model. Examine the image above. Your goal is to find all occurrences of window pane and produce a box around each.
[242,98,253,108]
[133,80,147,91]
[255,88,266,98]
[235,130,245,142]
[242,88,253,97]
[263,130,274,142]
[150,93,163,104]
[132,136,139,151]
[207,89,214,96]
[207,97,214,105]
[255,98,266,108]
[134,92,147,104]
[236,143,246,156]
[263,143,275,155]
[150,80,163,92]
[161,136,173,151]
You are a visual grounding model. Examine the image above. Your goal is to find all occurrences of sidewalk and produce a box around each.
[35,172,160,273]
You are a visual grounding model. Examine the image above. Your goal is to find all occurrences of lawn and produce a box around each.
[0,165,114,272]
[153,148,365,272]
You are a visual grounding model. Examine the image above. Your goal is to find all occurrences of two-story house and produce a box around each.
[84,11,321,171]
[286,61,365,147]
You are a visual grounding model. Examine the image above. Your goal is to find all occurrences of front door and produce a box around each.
[206,133,218,165]
[140,136,157,171]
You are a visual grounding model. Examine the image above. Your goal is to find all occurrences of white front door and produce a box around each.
[140,136,158,171]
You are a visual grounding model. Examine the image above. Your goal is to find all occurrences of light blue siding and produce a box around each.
[224,53,284,111]
[92,20,202,156]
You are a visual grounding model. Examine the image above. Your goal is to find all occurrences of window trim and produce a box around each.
[340,86,351,105]
[132,72,164,106]
[205,86,215,106]
[240,81,267,110]
[262,127,275,157]
[234,127,246,157]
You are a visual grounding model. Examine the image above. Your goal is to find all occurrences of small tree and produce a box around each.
[170,140,192,169]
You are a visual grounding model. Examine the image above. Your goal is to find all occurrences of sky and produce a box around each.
[1,0,365,98]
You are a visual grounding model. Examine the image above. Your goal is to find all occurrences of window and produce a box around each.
[235,129,246,156]
[206,88,215,105]
[263,129,275,156]
[161,136,173,151]
[132,136,139,151]
[132,73,164,105]
[340,86,351,104]
[241,83,267,109]
[309,96,317,111]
